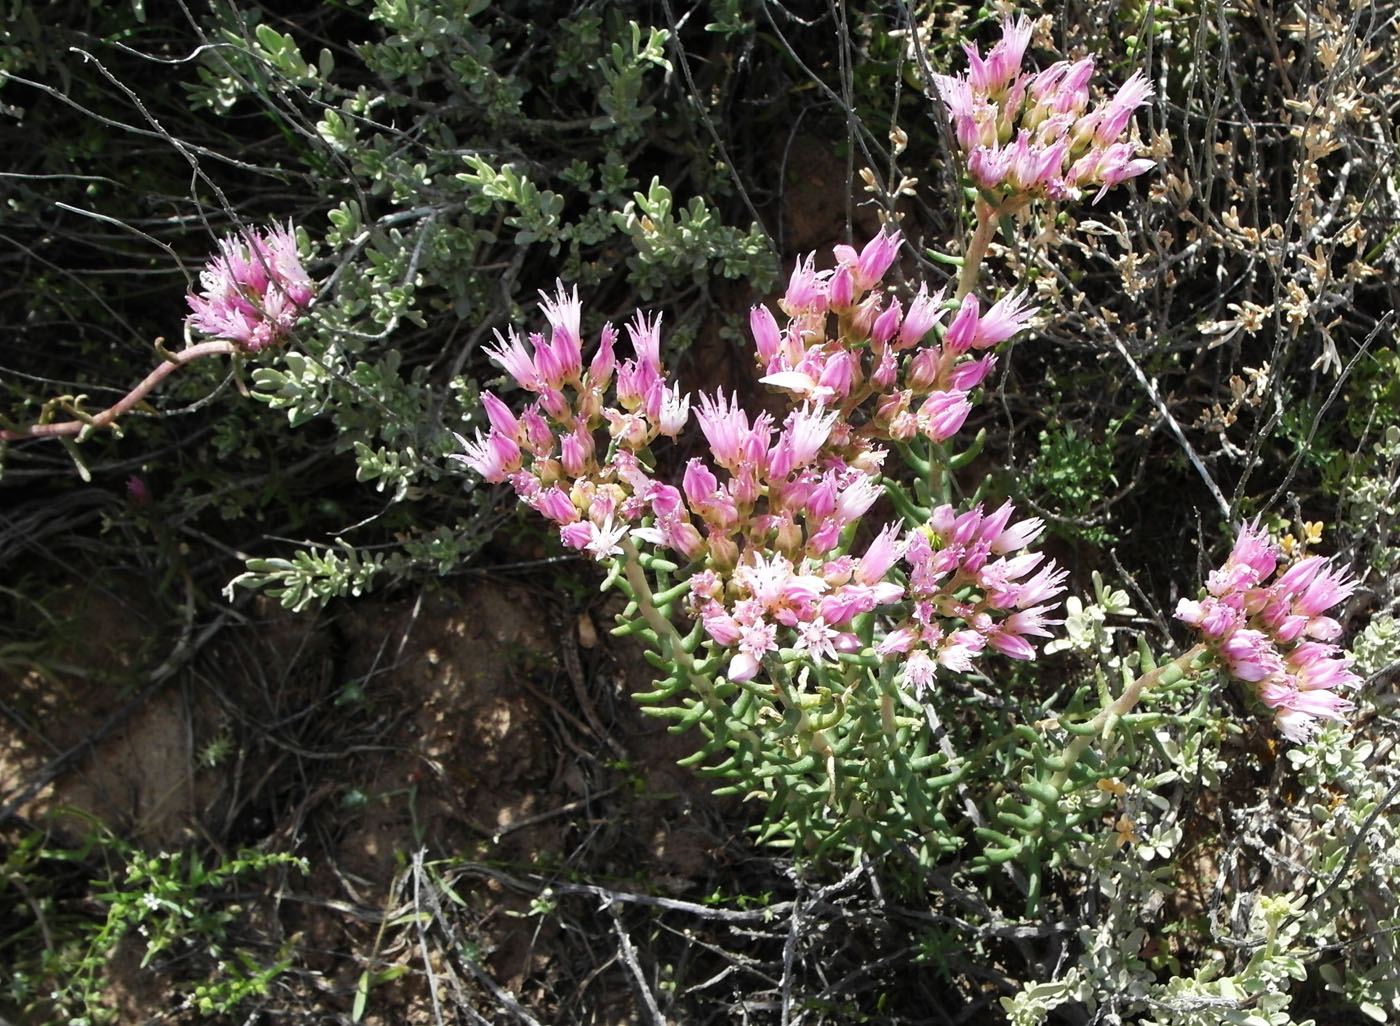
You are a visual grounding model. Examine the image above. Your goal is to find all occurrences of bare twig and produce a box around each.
[610,903,669,1026]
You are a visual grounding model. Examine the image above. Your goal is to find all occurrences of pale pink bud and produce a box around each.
[751,304,783,365]
[828,264,855,309]
[532,484,578,525]
[727,651,761,683]
[480,391,519,439]
[871,345,899,389]
[683,459,719,507]
[560,426,593,476]
[1304,616,1343,641]
[876,627,918,656]
[849,293,883,338]
[709,532,740,571]
[906,348,941,392]
[871,299,904,346]
[587,324,617,388]
[816,350,856,401]
[519,409,554,456]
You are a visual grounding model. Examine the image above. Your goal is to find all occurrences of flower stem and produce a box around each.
[1,340,237,441]
[1052,642,1210,789]
[954,198,1003,303]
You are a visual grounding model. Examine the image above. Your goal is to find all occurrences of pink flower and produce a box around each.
[967,15,1033,96]
[538,282,582,369]
[647,380,691,436]
[1010,562,1069,608]
[454,429,521,482]
[187,222,314,351]
[933,24,1155,206]
[1091,71,1154,148]
[587,324,618,389]
[794,617,841,661]
[973,291,1035,348]
[918,390,972,442]
[485,327,541,390]
[904,650,938,697]
[899,284,948,346]
[856,523,906,585]
[1177,521,1360,740]
[856,231,902,288]
[696,390,771,472]
[781,254,827,313]
[559,516,628,560]
[768,405,838,478]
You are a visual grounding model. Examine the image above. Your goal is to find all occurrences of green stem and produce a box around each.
[620,538,702,683]
[954,199,1002,303]
[618,537,762,751]
[1050,643,1209,791]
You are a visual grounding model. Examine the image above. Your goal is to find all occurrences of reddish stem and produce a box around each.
[1,340,237,441]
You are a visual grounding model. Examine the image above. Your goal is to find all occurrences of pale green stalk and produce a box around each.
[1051,642,1210,790]
[953,198,1004,303]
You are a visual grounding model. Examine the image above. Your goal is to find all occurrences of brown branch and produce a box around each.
[1,339,237,441]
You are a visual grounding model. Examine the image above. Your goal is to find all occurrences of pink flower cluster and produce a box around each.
[456,284,701,561]
[458,237,1064,690]
[933,15,1155,204]
[1175,520,1359,741]
[877,503,1065,696]
[757,232,1033,447]
[686,500,1065,687]
[186,222,315,352]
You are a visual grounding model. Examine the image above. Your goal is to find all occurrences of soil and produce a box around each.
[0,573,749,1024]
